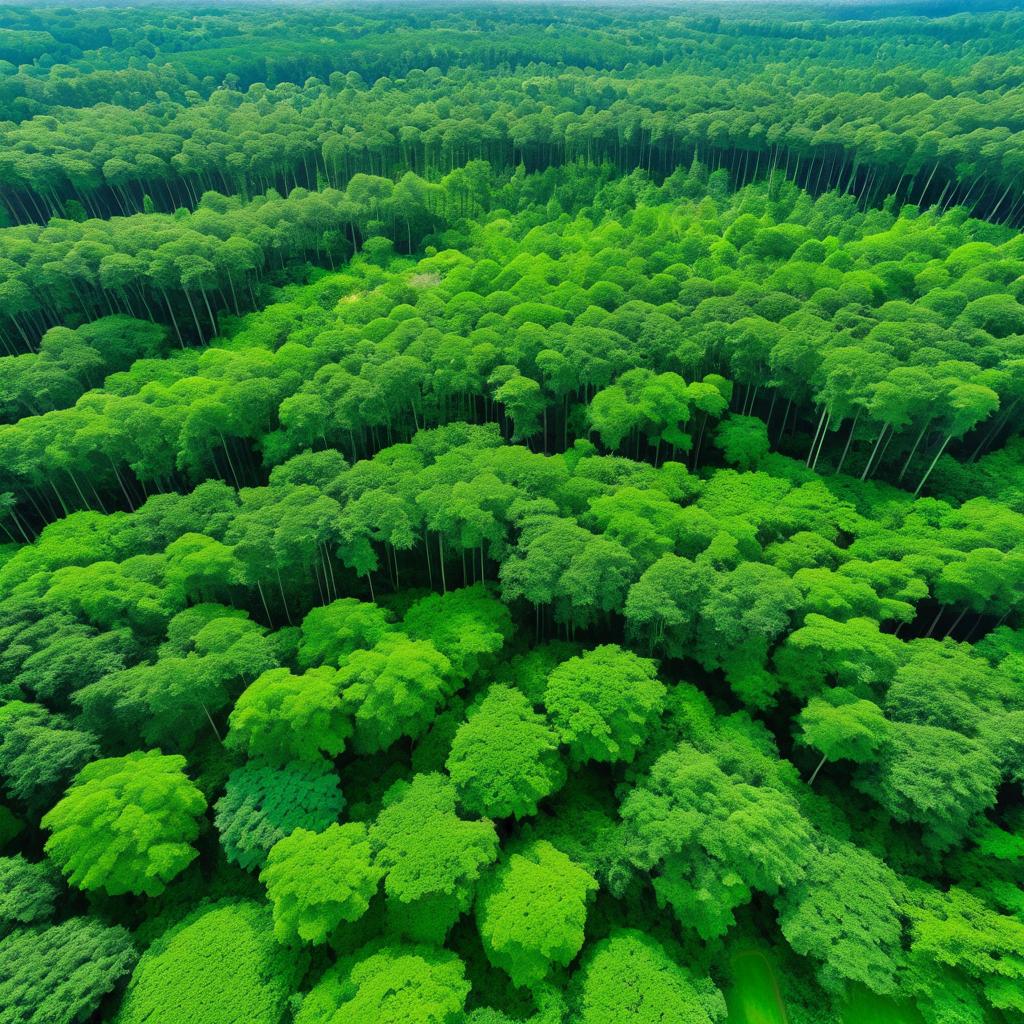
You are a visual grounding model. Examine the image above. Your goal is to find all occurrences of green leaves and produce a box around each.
[447,685,565,819]
[778,842,906,995]
[0,855,62,934]
[875,724,1001,849]
[573,930,723,1024]
[476,840,597,987]
[494,374,545,442]
[340,635,452,754]
[774,614,904,699]
[402,585,512,681]
[908,886,1024,1015]
[42,750,205,897]
[77,654,231,751]
[6,26,1024,1024]
[370,774,498,944]
[227,667,351,765]
[298,598,394,668]
[621,733,814,936]
[295,944,469,1024]
[0,702,99,813]
[261,823,383,944]
[696,560,801,706]
[544,645,664,765]
[713,415,769,470]
[0,918,136,1024]
[799,689,892,768]
[215,761,345,871]
[500,516,636,630]
[114,901,306,1024]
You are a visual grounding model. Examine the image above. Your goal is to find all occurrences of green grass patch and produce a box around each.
[726,949,789,1024]
[840,986,925,1024]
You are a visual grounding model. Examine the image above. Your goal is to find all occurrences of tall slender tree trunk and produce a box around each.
[943,606,969,639]
[808,753,827,787]
[861,424,890,480]
[807,406,827,466]
[275,566,293,625]
[834,410,860,475]
[899,421,931,481]
[810,411,831,471]
[914,435,951,497]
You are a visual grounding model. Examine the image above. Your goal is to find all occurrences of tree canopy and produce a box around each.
[2,5,1023,1024]
[41,750,206,897]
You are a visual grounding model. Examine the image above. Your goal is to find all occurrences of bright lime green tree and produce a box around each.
[42,751,205,897]
[226,667,351,765]
[261,823,383,944]
[544,645,664,765]
[295,943,469,1024]
[447,686,565,819]
[114,901,306,1024]
[476,840,597,987]
[370,774,498,943]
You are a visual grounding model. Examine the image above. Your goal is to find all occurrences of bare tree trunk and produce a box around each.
[807,406,827,466]
[914,435,951,497]
[861,424,890,480]
[899,421,931,481]
[835,410,860,475]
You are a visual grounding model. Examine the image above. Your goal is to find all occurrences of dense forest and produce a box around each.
[1,4,1023,1024]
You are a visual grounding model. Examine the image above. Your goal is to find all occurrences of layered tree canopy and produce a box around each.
[1,4,1023,1024]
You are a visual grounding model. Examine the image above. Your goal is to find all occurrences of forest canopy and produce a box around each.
[1,3,1023,1024]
